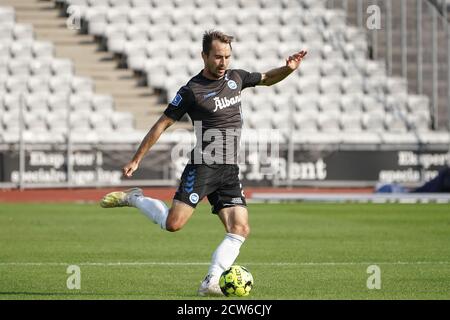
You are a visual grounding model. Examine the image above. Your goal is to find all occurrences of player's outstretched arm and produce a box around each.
[258,50,307,86]
[123,114,175,178]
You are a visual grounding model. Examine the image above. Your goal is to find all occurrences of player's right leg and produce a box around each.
[101,188,195,231]
[100,187,170,229]
[165,200,195,232]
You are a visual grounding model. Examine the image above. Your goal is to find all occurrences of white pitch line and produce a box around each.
[0,261,449,267]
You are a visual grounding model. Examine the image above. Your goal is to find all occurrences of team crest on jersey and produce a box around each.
[189,193,199,204]
[171,93,182,107]
[227,80,237,90]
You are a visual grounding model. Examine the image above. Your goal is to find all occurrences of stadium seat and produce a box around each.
[10,42,33,60]
[12,24,34,41]
[293,113,319,132]
[362,112,386,133]
[292,94,320,113]
[340,94,363,113]
[70,130,99,144]
[51,59,74,76]
[0,6,15,25]
[3,94,21,111]
[281,0,304,9]
[127,8,151,24]
[90,113,114,131]
[418,131,450,144]
[47,94,70,112]
[29,59,52,77]
[340,113,363,132]
[317,112,341,133]
[339,131,381,144]
[10,0,441,150]
[6,76,28,92]
[362,95,385,113]
[294,132,342,144]
[91,94,114,113]
[25,93,48,112]
[8,59,30,76]
[131,0,151,7]
[319,76,342,94]
[27,76,51,93]
[380,132,419,144]
[340,76,365,95]
[407,111,431,132]
[71,76,95,93]
[407,95,430,113]
[32,41,54,59]
[384,114,409,133]
[110,111,135,130]
[70,93,93,112]
[0,24,13,40]
[298,75,320,94]
[67,0,89,6]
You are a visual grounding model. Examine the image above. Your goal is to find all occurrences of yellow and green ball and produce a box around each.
[219,265,253,297]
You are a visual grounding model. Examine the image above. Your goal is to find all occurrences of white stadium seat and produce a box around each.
[340,113,363,133]
[340,94,363,113]
[363,112,386,133]
[317,112,341,133]
[12,24,34,41]
[0,6,15,24]
[1,1,444,148]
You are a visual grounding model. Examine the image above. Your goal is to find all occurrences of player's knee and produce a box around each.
[230,224,250,238]
[165,214,185,232]
[165,222,182,232]
[165,218,184,232]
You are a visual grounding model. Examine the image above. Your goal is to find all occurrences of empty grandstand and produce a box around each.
[1,0,449,189]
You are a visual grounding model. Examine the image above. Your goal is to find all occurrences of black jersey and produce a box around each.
[164,69,262,164]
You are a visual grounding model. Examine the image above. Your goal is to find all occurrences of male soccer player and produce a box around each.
[101,30,307,296]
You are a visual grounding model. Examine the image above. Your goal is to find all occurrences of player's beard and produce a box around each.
[216,68,226,77]
[206,62,226,79]
[211,67,226,79]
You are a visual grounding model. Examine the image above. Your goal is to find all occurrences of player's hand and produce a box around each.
[286,50,307,70]
[123,161,139,178]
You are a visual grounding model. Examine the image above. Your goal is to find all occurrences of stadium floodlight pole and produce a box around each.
[386,0,393,76]
[18,93,25,191]
[401,0,408,82]
[417,0,423,95]
[432,3,438,130]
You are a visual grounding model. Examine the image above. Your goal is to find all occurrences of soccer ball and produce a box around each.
[219,265,253,297]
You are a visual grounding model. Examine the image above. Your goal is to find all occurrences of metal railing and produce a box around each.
[328,0,450,130]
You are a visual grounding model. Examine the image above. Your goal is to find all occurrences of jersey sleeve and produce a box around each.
[235,69,262,90]
[163,86,194,121]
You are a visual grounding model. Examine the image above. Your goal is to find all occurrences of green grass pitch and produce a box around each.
[0,202,449,299]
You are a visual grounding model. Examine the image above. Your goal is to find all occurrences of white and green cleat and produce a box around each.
[100,187,143,208]
[198,274,223,297]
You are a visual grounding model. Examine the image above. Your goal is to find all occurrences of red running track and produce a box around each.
[0,187,373,203]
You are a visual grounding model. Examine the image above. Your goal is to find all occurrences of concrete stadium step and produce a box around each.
[0,0,163,131]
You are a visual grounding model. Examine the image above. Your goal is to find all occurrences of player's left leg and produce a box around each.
[210,205,249,277]
[198,165,249,296]
[198,205,249,296]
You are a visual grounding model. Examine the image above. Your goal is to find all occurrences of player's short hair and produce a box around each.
[202,30,233,55]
